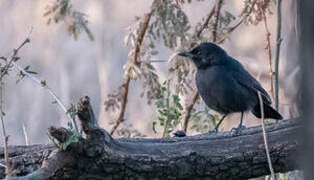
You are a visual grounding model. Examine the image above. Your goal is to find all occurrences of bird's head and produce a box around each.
[178,42,227,69]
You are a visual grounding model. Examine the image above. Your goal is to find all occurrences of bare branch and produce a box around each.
[274,0,282,110]
[217,0,257,44]
[0,39,30,81]
[262,9,275,99]
[258,91,276,180]
[22,122,30,146]
[212,0,224,42]
[11,61,78,132]
[195,5,216,38]
[0,28,34,175]
[110,2,156,135]
[182,90,198,132]
[0,80,10,175]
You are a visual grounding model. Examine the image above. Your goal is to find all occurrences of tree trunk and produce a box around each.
[1,97,300,180]
[297,0,314,179]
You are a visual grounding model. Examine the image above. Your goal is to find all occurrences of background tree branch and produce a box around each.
[109,1,156,135]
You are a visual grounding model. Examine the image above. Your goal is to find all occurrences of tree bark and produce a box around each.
[1,97,300,180]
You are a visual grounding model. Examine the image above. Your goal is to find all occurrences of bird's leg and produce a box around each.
[208,114,227,134]
[238,111,245,129]
[231,111,246,136]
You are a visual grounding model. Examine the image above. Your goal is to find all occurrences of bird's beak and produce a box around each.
[178,51,193,58]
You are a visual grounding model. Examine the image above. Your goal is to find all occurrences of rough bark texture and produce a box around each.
[0,97,300,180]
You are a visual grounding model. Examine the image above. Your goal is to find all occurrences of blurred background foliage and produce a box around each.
[0,0,298,147]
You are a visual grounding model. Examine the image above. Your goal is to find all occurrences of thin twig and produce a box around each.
[0,28,33,81]
[22,122,30,145]
[0,41,30,81]
[0,79,10,175]
[217,19,243,44]
[11,61,78,132]
[262,10,275,99]
[212,0,224,42]
[274,0,282,111]
[258,91,276,180]
[217,0,257,44]
[0,29,33,174]
[110,78,130,135]
[195,5,216,38]
[162,80,171,137]
[110,2,155,135]
[182,90,198,132]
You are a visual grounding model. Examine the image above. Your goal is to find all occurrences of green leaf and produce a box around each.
[1,112,5,116]
[152,121,157,134]
[60,133,80,151]
[24,65,30,71]
[26,70,38,75]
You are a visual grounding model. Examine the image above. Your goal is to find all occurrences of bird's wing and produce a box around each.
[231,67,272,105]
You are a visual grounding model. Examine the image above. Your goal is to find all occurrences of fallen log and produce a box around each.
[0,96,300,179]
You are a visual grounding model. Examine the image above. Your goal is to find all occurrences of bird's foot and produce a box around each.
[173,130,186,137]
[207,128,218,134]
[230,125,246,136]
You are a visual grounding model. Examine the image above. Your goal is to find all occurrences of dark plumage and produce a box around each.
[178,42,283,133]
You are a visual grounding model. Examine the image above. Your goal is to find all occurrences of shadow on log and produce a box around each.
[0,96,300,180]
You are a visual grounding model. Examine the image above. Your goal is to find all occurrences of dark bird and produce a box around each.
[178,42,283,134]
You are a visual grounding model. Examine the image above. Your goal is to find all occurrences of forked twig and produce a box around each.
[195,5,216,38]
[0,29,33,174]
[217,0,257,44]
[0,28,79,132]
[12,61,79,132]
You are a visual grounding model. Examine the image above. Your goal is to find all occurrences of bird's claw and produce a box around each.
[230,125,246,136]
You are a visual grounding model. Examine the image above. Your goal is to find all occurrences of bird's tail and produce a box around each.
[251,103,283,120]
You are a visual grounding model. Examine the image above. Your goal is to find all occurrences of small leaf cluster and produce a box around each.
[16,65,38,83]
[153,80,183,136]
[59,120,81,151]
[190,106,219,133]
[149,0,190,49]
[59,132,80,151]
